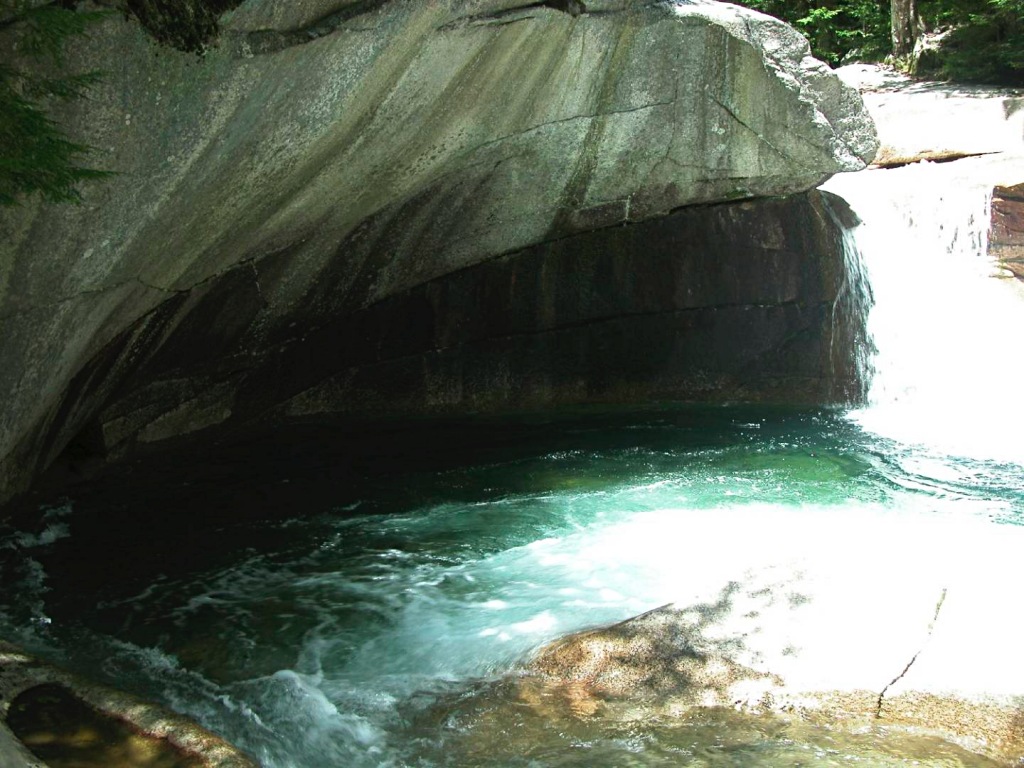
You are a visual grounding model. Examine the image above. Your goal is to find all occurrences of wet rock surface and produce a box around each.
[12,189,866,514]
[836,63,1024,168]
[523,596,782,717]
[830,64,1024,287]
[509,511,1024,766]
[0,642,256,768]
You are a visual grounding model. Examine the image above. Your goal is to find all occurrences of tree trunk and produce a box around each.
[891,0,918,58]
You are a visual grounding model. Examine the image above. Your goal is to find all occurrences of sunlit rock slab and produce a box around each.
[0,0,877,506]
[518,507,1024,764]
[836,63,1024,167]
[0,721,42,768]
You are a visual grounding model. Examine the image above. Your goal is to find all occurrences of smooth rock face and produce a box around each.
[0,0,877,505]
[275,190,865,418]
[25,189,865,496]
[0,721,41,768]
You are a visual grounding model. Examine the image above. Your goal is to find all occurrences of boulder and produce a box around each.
[0,0,877,507]
[990,182,1024,281]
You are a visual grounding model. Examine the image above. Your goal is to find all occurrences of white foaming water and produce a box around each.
[7,503,72,549]
[210,492,1019,767]
[1,413,1021,768]
[824,160,1024,464]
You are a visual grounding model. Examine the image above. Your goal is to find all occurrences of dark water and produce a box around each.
[1,405,1021,767]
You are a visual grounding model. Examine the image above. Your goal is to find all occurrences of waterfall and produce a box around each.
[824,160,1024,465]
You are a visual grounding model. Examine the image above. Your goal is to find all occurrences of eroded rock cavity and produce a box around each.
[0,0,877,506]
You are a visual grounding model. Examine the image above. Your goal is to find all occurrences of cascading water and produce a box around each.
[1,163,1024,768]
[824,159,1024,464]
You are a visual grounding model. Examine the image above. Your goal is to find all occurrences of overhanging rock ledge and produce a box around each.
[0,0,877,507]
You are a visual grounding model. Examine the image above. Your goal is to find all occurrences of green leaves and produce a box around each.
[0,78,109,205]
[9,2,108,62]
[796,7,843,28]
[918,0,1024,82]
[732,1,891,67]
[0,0,249,207]
[0,1,112,206]
[734,0,1024,83]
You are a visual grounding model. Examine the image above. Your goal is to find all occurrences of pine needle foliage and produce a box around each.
[731,0,890,67]
[0,1,112,206]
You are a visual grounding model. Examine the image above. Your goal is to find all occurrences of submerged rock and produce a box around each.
[0,641,256,768]
[0,0,877,506]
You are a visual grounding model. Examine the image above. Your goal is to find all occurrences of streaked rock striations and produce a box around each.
[0,0,877,506]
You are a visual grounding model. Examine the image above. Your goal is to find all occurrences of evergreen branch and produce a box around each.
[23,70,104,99]
[0,0,113,205]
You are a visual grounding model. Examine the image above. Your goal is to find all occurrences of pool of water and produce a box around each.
[1,405,1021,767]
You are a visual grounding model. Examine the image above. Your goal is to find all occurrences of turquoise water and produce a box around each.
[2,126,1024,768]
[5,124,1023,768]
[1,405,1021,767]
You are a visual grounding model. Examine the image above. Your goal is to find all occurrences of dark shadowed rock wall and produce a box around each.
[34,189,863,486]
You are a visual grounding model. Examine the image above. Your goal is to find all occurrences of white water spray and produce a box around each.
[824,160,1024,465]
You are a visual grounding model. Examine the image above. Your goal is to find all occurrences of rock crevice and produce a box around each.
[234,0,394,55]
[875,587,947,717]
